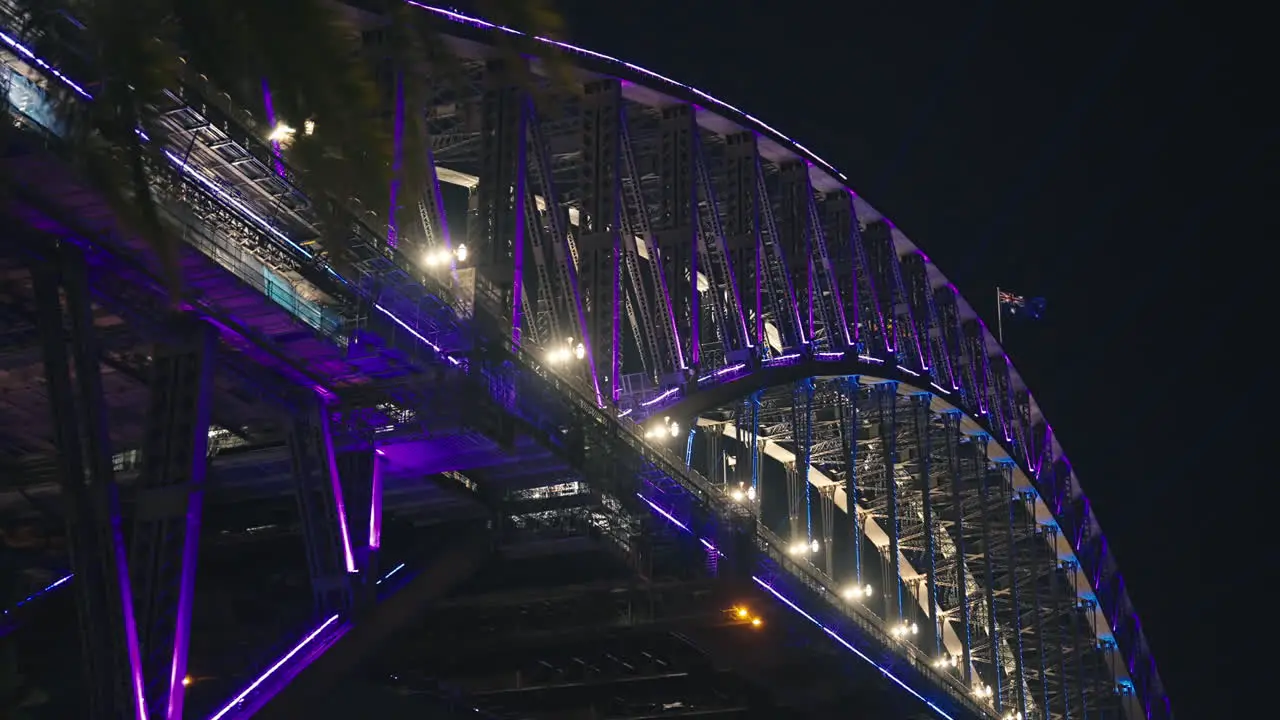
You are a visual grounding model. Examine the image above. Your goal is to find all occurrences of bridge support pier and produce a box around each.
[32,247,145,719]
[333,446,381,612]
[130,317,216,720]
[287,400,358,616]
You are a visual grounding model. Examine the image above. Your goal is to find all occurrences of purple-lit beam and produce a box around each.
[59,254,151,720]
[260,81,287,178]
[162,324,216,720]
[369,450,384,550]
[316,399,358,574]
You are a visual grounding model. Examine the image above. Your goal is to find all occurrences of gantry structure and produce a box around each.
[0,3,1170,720]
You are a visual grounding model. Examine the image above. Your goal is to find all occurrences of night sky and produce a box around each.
[495,0,1266,716]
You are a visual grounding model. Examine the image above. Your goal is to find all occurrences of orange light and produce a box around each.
[750,617,763,627]
[735,607,749,619]
[182,675,192,687]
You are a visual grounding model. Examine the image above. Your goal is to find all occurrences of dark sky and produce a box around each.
[523,1,1267,716]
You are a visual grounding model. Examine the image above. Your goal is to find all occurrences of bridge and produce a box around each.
[0,4,1169,720]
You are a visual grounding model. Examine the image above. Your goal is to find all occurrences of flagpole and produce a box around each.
[996,287,1004,345]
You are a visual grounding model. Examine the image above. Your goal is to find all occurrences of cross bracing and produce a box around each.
[0,3,1167,719]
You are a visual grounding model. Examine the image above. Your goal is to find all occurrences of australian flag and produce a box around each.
[998,290,1046,320]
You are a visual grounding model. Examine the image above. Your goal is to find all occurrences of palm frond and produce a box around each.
[2,0,569,296]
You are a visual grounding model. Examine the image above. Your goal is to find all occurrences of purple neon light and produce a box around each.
[640,386,680,407]
[369,451,383,550]
[167,380,213,720]
[316,401,358,574]
[260,81,286,178]
[207,613,339,720]
[110,504,150,720]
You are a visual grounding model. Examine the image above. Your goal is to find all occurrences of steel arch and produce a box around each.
[408,5,1169,718]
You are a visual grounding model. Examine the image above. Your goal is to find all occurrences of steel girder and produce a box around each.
[2,5,1166,718]
[686,377,1124,720]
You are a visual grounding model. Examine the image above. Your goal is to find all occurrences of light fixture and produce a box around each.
[644,416,680,440]
[1002,712,1023,720]
[547,337,587,366]
[729,484,757,503]
[750,617,762,627]
[932,653,959,670]
[788,539,819,556]
[841,583,873,600]
[734,606,750,619]
[303,119,316,136]
[267,122,295,143]
[423,244,467,269]
[890,620,919,638]
[182,675,193,687]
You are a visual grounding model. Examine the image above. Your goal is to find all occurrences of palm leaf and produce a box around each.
[2,0,569,296]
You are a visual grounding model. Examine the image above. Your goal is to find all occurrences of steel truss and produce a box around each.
[1,5,1168,719]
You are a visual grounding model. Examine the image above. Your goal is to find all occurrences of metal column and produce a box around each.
[287,401,356,616]
[1025,495,1050,717]
[879,383,902,621]
[818,485,836,578]
[842,378,863,585]
[975,433,1002,711]
[913,394,940,655]
[130,318,216,719]
[33,250,146,719]
[1000,462,1027,718]
[943,411,972,685]
[1047,530,1070,719]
